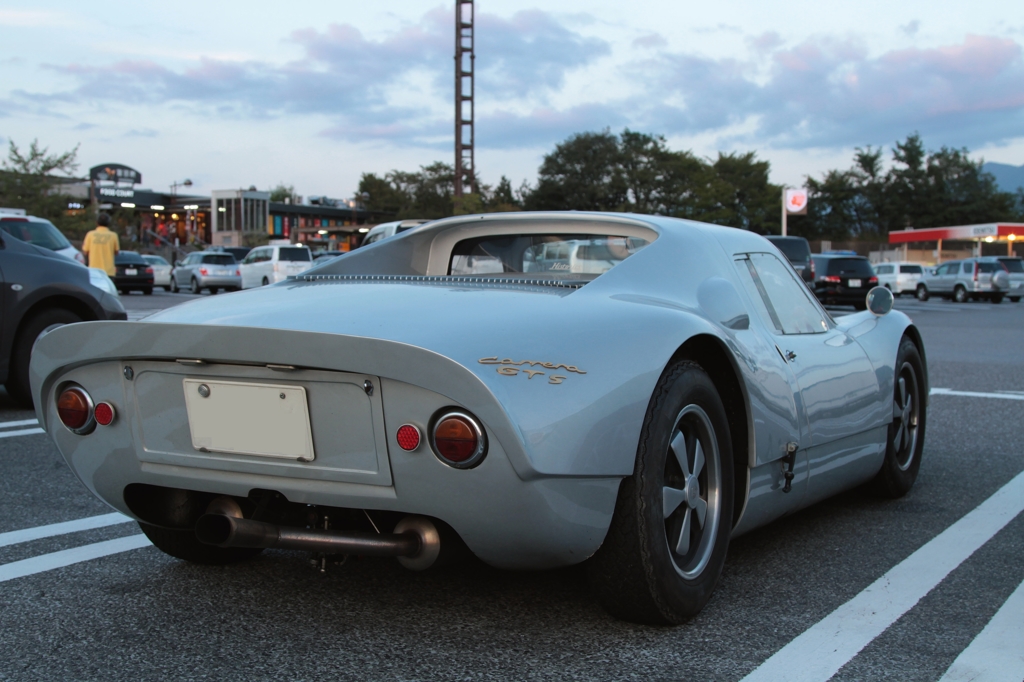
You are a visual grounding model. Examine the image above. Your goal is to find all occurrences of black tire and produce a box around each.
[143,287,153,296]
[915,284,929,301]
[138,522,263,565]
[1010,297,1020,303]
[991,293,1004,304]
[4,308,82,408]
[953,285,968,303]
[868,337,926,498]
[170,277,179,293]
[588,361,734,625]
[208,288,218,295]
[261,277,270,286]
[853,300,868,311]
[190,278,200,295]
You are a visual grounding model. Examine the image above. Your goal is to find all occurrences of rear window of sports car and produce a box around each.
[449,234,649,277]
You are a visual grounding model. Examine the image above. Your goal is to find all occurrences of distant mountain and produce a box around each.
[982,162,1024,193]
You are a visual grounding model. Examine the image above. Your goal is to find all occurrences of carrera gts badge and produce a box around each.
[479,357,586,385]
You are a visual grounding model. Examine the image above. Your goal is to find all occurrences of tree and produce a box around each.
[698,152,781,234]
[0,139,93,239]
[268,182,298,203]
[524,130,627,211]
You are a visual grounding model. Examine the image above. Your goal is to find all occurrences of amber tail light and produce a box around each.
[57,386,95,434]
[430,410,487,468]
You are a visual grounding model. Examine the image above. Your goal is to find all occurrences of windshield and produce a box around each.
[278,247,311,262]
[201,254,236,265]
[998,258,1024,273]
[767,237,810,263]
[450,234,649,277]
[0,218,72,250]
[823,258,873,276]
[143,255,169,266]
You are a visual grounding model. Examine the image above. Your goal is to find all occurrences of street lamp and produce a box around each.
[170,178,193,197]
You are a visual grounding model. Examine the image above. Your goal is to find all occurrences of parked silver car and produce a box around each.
[995,256,1023,302]
[915,257,1012,303]
[171,252,241,294]
[141,254,172,290]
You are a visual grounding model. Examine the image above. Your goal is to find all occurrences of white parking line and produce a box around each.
[939,578,1024,682]
[0,418,39,429]
[740,470,1024,682]
[0,534,151,583]
[930,388,1024,401]
[0,512,132,549]
[0,427,45,439]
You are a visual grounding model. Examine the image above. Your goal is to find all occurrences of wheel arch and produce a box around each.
[901,323,929,404]
[668,334,750,529]
[13,295,98,344]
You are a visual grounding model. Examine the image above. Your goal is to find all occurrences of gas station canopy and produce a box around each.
[889,223,1024,244]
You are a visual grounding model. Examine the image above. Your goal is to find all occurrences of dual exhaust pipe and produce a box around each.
[195,503,441,571]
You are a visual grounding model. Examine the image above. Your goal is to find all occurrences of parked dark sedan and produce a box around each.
[113,251,155,295]
[810,253,878,310]
[0,228,126,407]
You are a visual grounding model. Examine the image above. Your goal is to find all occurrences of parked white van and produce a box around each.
[360,219,430,246]
[873,261,925,296]
[238,244,313,289]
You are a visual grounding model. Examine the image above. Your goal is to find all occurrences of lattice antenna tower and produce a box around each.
[454,0,475,197]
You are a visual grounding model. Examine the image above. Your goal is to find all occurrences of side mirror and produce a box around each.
[866,286,894,316]
[175,261,183,267]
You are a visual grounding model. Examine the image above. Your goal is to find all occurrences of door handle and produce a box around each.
[785,350,797,361]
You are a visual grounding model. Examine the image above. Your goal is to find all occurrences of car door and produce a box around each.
[239,249,261,288]
[736,252,882,449]
[936,262,959,294]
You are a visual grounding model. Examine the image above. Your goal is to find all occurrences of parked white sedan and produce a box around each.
[141,255,172,290]
[239,245,314,289]
[873,262,925,296]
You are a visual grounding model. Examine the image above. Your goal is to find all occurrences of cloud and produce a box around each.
[646,34,1024,150]
[632,33,667,50]
[478,103,629,149]
[125,128,158,138]
[900,21,921,37]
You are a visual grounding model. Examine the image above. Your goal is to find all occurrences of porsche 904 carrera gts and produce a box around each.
[31,212,927,624]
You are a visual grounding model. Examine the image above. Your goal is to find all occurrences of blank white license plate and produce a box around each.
[182,379,315,461]
[848,279,861,288]
[125,268,138,275]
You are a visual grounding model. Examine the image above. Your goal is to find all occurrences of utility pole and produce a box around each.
[454,0,475,198]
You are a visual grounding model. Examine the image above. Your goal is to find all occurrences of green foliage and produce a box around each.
[268,182,298,203]
[0,138,93,239]
[525,130,627,211]
[798,134,1020,240]
[359,165,523,220]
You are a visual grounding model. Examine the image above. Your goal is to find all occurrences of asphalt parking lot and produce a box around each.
[1,293,1021,681]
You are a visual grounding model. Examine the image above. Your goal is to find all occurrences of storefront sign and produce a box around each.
[90,164,142,184]
[98,187,135,199]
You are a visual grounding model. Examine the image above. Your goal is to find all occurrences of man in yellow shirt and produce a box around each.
[82,213,120,276]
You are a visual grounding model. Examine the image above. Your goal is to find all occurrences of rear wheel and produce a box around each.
[143,287,153,296]
[208,288,219,295]
[589,361,734,625]
[138,523,263,565]
[991,293,1004,304]
[953,285,968,303]
[868,337,926,498]
[915,284,929,301]
[1010,297,1021,303]
[5,308,82,408]
[170,277,179,293]
[261,277,270,286]
[190,278,200,294]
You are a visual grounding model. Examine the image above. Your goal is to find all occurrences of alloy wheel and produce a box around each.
[891,362,920,470]
[662,404,721,580]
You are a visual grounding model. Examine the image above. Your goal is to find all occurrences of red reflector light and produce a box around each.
[396,424,421,451]
[145,267,154,274]
[94,402,115,426]
[57,387,93,433]
[431,411,486,468]
[235,269,241,276]
[868,276,878,284]
[199,268,209,276]
[822,275,842,283]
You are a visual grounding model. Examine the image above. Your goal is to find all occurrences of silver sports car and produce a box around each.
[31,212,927,625]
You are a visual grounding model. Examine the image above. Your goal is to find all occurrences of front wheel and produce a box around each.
[916,284,929,301]
[170,277,179,293]
[953,285,968,303]
[138,523,263,565]
[5,308,82,408]
[1010,297,1020,303]
[868,337,926,498]
[588,361,734,625]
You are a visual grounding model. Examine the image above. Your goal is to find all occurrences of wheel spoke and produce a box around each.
[663,486,687,519]
[898,377,907,410]
[692,440,705,479]
[670,431,690,476]
[892,397,903,420]
[675,510,692,555]
[693,496,708,528]
[893,422,904,451]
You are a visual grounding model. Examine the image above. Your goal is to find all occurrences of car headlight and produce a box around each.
[88,268,119,296]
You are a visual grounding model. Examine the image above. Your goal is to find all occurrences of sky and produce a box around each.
[1,1,1023,201]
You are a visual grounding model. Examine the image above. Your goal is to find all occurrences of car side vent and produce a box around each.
[294,274,587,290]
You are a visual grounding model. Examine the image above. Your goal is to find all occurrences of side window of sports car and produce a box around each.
[737,253,828,334]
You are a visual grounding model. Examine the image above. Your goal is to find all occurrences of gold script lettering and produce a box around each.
[523,369,545,380]
[478,357,586,375]
[548,375,567,385]
[497,367,519,376]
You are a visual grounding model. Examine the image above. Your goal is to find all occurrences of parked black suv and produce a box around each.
[765,235,814,282]
[0,230,126,407]
[810,253,878,310]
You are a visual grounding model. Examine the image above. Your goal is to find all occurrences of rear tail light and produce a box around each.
[94,402,116,426]
[868,276,878,284]
[430,410,487,468]
[145,266,154,274]
[396,424,421,451]
[235,269,241,276]
[809,260,815,279]
[56,386,95,434]
[75,252,85,264]
[821,275,842,283]
[199,268,209,276]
